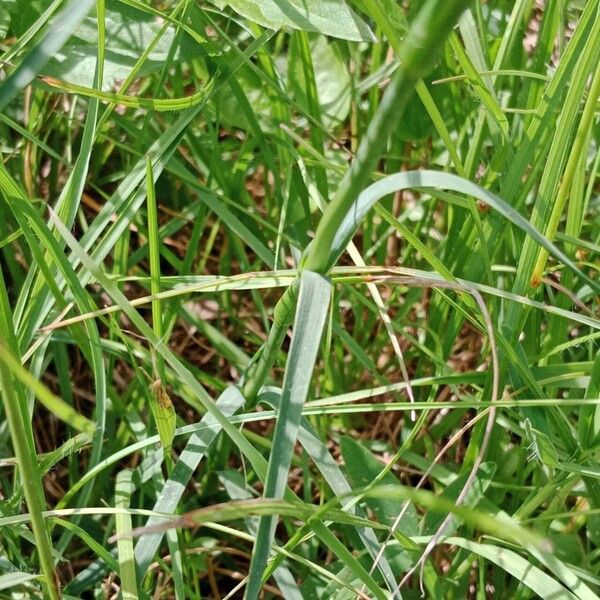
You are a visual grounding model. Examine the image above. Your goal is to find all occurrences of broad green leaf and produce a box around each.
[0,0,95,111]
[524,419,560,468]
[289,36,351,126]
[340,436,419,535]
[423,462,495,534]
[210,0,375,42]
[42,2,205,89]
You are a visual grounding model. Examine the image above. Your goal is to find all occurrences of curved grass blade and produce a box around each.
[0,271,59,599]
[0,193,106,436]
[328,170,599,293]
[419,537,576,600]
[0,343,94,435]
[52,518,119,572]
[39,73,215,112]
[303,0,471,273]
[37,28,274,112]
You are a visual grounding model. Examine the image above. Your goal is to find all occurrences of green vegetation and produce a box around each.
[0,0,599,598]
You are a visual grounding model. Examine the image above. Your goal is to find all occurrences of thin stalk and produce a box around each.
[146,157,164,380]
[302,0,470,273]
[241,282,299,404]
[0,268,59,600]
[146,157,176,472]
[242,0,470,401]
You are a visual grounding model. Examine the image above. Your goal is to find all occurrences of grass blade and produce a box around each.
[0,269,59,599]
[115,469,138,600]
[247,271,331,599]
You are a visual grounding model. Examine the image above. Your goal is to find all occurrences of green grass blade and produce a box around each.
[310,520,388,600]
[0,269,59,599]
[258,388,399,594]
[115,469,138,600]
[0,343,94,435]
[303,0,470,273]
[328,170,599,293]
[133,386,244,576]
[0,572,42,592]
[426,537,576,600]
[247,271,331,599]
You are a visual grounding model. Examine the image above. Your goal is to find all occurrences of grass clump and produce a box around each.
[0,0,599,598]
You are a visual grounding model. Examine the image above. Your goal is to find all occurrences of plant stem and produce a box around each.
[0,268,60,600]
[242,281,299,404]
[302,0,471,274]
[242,0,470,401]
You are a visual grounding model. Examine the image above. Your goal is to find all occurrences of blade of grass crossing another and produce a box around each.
[39,0,108,556]
[416,537,576,600]
[219,470,304,600]
[530,57,600,285]
[46,211,281,501]
[0,189,107,440]
[302,0,471,273]
[0,0,62,64]
[0,344,94,436]
[309,521,388,600]
[134,386,245,577]
[243,0,471,405]
[503,7,600,335]
[246,271,331,599]
[258,388,399,595]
